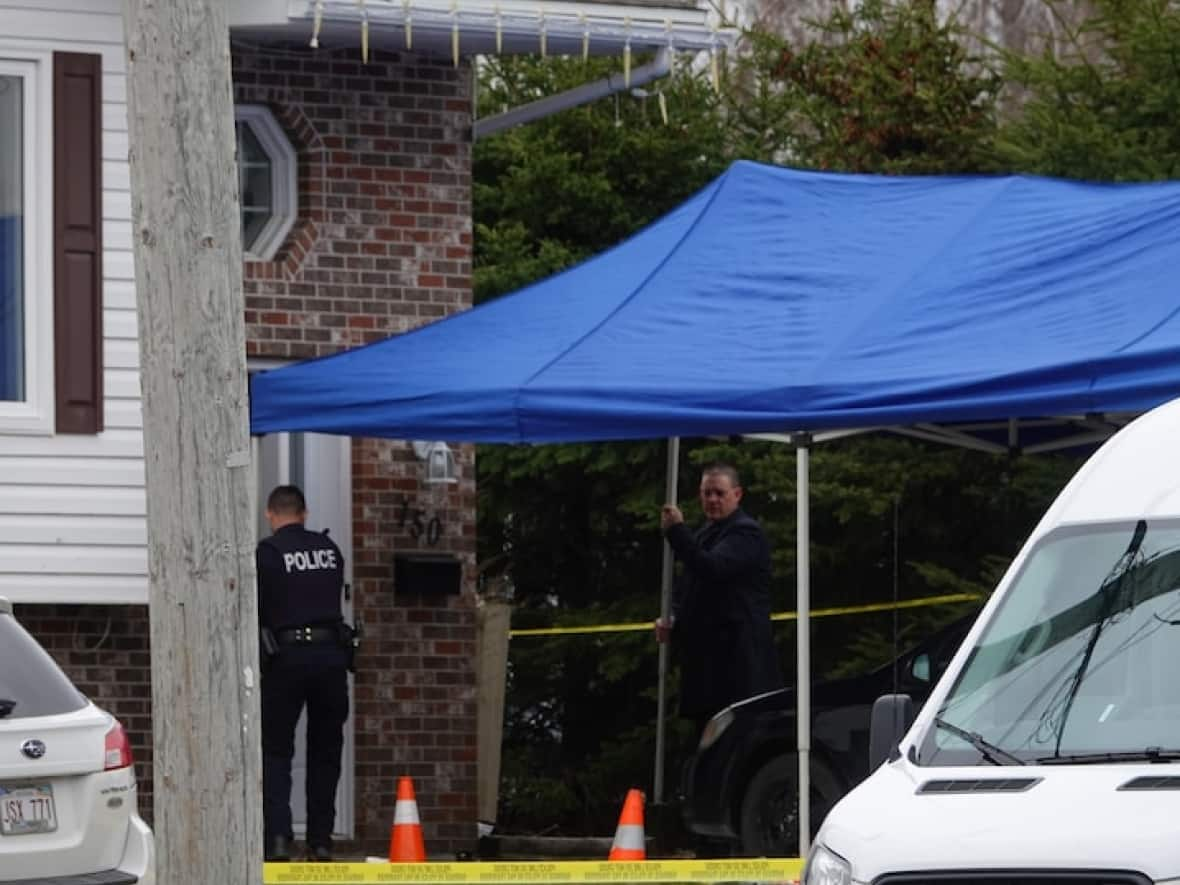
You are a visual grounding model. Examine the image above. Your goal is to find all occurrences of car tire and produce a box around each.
[737,754,841,857]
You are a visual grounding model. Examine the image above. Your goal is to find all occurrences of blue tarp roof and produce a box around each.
[250,161,1180,443]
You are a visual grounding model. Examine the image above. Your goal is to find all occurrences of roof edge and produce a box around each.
[229,0,737,53]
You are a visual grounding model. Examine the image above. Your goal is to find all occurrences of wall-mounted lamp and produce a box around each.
[411,440,459,484]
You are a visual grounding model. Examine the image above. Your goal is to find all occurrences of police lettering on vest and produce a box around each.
[257,525,346,631]
[283,548,339,573]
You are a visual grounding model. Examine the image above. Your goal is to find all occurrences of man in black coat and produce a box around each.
[656,462,782,734]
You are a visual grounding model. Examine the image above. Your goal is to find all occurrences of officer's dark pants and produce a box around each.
[262,644,350,847]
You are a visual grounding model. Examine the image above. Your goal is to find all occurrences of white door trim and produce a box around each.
[249,373,356,841]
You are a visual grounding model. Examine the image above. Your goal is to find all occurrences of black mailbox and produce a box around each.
[394,553,461,596]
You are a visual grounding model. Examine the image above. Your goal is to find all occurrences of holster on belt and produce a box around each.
[338,620,361,672]
[259,626,279,671]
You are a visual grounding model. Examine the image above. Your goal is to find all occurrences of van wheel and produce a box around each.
[737,755,841,857]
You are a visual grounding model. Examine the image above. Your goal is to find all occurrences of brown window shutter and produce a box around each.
[53,52,103,434]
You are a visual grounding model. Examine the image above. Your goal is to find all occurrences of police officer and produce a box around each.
[257,485,351,863]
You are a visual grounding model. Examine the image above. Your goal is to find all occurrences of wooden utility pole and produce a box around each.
[121,1,260,882]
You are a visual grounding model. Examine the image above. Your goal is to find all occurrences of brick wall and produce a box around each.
[237,44,478,859]
[349,439,479,853]
[235,46,473,360]
[20,44,479,861]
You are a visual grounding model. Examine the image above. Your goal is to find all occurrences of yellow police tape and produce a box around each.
[263,858,804,883]
[509,591,983,638]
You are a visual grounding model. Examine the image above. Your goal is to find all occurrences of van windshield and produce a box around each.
[919,520,1180,765]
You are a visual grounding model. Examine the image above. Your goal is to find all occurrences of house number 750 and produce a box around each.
[397,497,443,546]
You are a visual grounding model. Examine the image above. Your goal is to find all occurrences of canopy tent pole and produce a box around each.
[796,438,811,858]
[654,436,680,803]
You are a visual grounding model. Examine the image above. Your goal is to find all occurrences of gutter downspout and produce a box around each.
[473,47,672,139]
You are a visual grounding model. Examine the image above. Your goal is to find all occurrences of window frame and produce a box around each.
[0,50,54,435]
[235,104,297,262]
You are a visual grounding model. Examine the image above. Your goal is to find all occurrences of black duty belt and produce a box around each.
[275,626,340,646]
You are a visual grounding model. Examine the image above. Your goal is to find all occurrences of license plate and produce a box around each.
[0,784,57,836]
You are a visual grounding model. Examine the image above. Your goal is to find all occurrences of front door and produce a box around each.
[254,430,355,841]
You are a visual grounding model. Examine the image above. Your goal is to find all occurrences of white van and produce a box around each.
[804,397,1180,885]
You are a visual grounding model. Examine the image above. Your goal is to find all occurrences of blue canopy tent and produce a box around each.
[251,160,1180,852]
[252,160,1180,443]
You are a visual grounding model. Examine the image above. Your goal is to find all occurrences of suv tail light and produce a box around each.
[104,719,134,771]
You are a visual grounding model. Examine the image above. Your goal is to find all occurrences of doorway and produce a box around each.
[253,430,355,841]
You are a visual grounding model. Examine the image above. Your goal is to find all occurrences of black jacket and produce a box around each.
[666,509,782,718]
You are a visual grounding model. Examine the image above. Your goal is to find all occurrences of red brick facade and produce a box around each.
[19,45,479,859]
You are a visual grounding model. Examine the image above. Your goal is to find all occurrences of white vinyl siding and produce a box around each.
[0,0,147,605]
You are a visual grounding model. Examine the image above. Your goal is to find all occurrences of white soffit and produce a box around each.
[228,0,736,55]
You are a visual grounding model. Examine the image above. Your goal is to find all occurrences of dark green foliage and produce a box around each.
[481,441,678,833]
[482,435,1083,835]
[685,437,1081,683]
[473,0,1150,837]
[997,0,1180,180]
[473,59,732,828]
[474,54,728,305]
[725,0,1002,172]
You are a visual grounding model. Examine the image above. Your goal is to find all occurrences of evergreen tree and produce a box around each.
[474,1,1087,836]
[997,0,1180,180]
[725,0,1002,172]
[474,54,728,305]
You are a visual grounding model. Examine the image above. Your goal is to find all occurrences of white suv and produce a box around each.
[0,597,154,884]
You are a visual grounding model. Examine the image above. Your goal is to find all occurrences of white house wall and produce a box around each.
[0,0,147,605]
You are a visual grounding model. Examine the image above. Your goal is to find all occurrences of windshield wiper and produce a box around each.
[934,716,1025,766]
[1047,519,1148,758]
[0,698,16,718]
[1035,748,1180,765]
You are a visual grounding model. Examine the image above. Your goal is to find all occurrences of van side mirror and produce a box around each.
[869,693,915,771]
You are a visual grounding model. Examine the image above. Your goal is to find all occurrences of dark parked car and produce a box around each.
[680,614,975,856]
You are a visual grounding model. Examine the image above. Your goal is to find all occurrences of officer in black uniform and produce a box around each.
[257,485,351,863]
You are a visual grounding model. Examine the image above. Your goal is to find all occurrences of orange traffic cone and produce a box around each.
[388,776,427,862]
[607,788,646,861]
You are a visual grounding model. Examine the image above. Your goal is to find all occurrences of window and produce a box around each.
[0,71,24,403]
[920,520,1180,766]
[235,105,297,261]
[0,607,87,719]
[0,53,53,434]
[0,50,102,435]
